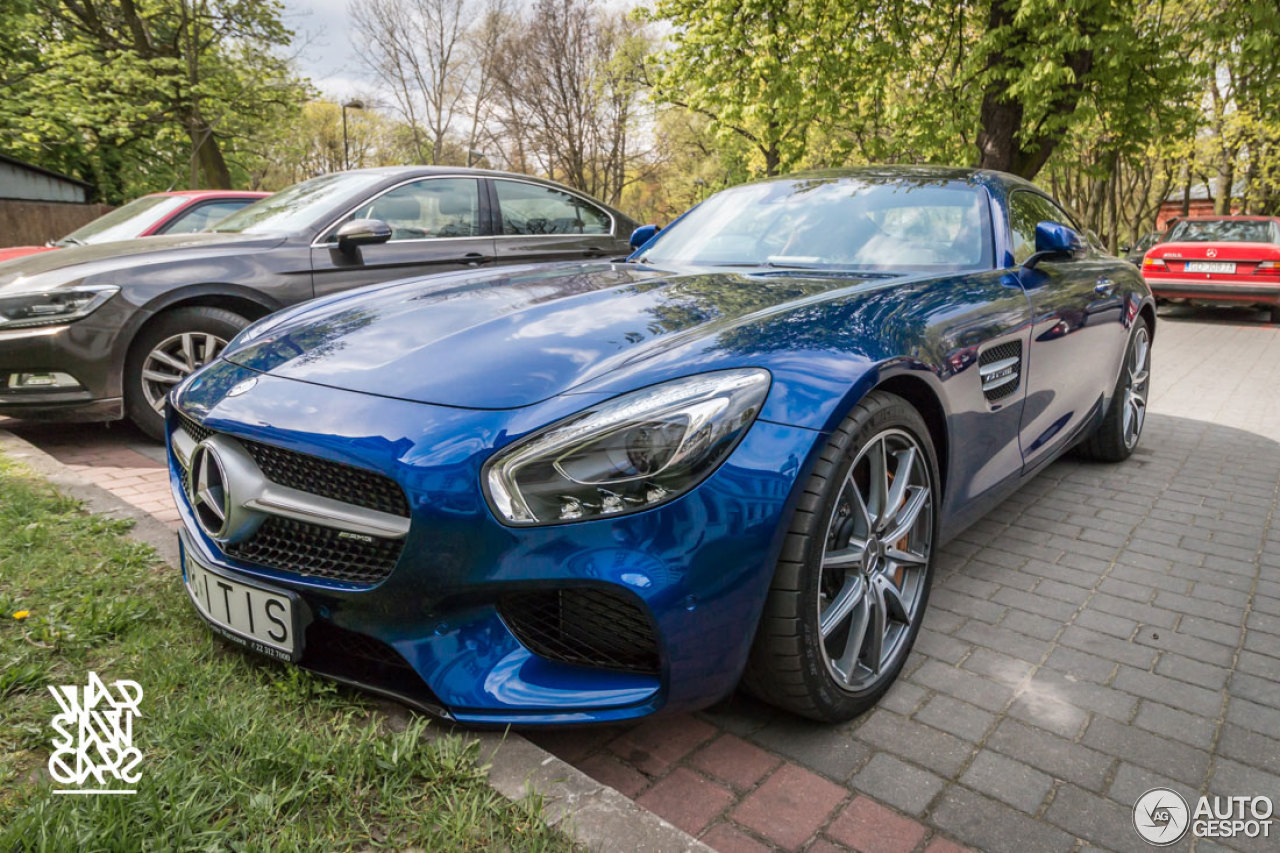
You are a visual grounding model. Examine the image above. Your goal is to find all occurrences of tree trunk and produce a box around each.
[189,121,232,188]
[1216,159,1234,215]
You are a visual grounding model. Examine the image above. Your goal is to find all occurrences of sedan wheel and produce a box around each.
[744,391,939,722]
[124,306,250,440]
[141,332,228,413]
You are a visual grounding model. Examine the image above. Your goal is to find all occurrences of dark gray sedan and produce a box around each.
[0,167,637,437]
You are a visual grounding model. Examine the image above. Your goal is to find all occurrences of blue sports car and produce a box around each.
[167,167,1154,725]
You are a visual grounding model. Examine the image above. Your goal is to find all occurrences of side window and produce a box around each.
[495,180,611,236]
[1008,191,1074,265]
[161,200,253,234]
[339,178,480,242]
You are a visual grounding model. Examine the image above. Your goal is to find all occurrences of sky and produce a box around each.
[281,0,369,103]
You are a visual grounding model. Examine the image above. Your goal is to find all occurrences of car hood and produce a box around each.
[225,262,892,409]
[0,232,284,292]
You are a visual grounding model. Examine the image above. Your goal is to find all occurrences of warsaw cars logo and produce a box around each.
[48,672,143,794]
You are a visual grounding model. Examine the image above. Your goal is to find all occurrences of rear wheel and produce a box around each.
[1078,319,1151,462]
[743,391,938,722]
[1270,305,1280,324]
[124,306,249,440]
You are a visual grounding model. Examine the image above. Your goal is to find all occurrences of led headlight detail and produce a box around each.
[0,285,119,329]
[485,369,771,525]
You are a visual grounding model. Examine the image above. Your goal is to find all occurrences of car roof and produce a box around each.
[332,165,634,220]
[1172,215,1280,222]
[738,165,1043,194]
[147,190,272,200]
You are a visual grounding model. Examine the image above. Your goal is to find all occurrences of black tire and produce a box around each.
[124,306,250,440]
[1077,318,1152,463]
[1270,306,1280,325]
[743,391,940,722]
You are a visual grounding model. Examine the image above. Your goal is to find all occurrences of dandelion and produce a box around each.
[13,610,29,620]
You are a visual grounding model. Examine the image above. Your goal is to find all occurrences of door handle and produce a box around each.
[582,247,606,257]
[1094,278,1116,295]
[463,252,490,266]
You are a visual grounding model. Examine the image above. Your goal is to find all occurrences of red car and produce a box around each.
[1141,215,1280,323]
[0,190,269,264]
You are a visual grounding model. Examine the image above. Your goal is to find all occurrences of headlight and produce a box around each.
[484,368,771,526]
[0,285,119,330]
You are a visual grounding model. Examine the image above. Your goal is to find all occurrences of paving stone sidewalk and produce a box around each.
[5,306,1279,853]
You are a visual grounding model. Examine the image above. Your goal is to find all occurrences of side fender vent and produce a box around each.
[979,340,1023,402]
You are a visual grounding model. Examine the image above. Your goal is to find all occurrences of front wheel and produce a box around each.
[1078,319,1152,462]
[124,306,250,440]
[743,391,939,722]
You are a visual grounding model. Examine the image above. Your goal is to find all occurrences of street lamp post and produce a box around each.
[342,99,365,170]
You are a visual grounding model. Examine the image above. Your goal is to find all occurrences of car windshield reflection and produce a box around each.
[640,175,995,273]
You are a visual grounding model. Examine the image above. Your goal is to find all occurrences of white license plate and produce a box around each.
[1186,261,1236,274]
[184,551,299,661]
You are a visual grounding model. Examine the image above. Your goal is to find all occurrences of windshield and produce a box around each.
[641,177,993,272]
[58,195,189,246]
[1167,219,1278,243]
[211,172,387,235]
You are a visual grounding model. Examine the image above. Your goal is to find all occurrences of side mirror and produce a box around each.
[1024,221,1083,269]
[335,219,392,252]
[630,224,659,250]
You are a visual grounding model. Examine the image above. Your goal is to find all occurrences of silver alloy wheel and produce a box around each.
[817,428,933,692]
[1123,325,1151,449]
[140,332,228,413]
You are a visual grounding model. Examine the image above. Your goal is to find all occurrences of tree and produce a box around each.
[488,0,651,203]
[0,0,310,198]
[350,0,473,164]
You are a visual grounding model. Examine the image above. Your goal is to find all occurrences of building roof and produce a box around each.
[0,152,93,190]
[1164,180,1247,203]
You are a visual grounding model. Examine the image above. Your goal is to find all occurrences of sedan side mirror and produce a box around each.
[335,219,392,253]
[630,224,660,250]
[1024,221,1083,269]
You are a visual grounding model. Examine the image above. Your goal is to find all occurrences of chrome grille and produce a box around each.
[174,411,409,586]
[222,516,402,585]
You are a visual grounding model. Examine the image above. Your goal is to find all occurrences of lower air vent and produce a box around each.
[979,340,1023,402]
[500,587,660,674]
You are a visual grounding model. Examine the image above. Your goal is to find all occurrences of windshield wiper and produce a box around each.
[762,262,901,277]
[55,237,85,247]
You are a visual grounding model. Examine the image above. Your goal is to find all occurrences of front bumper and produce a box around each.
[169,360,821,725]
[1144,278,1280,305]
[0,302,132,420]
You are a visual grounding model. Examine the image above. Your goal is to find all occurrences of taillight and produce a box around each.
[1256,261,1280,272]
[1143,256,1167,270]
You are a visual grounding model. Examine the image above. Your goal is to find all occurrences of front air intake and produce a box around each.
[499,587,661,674]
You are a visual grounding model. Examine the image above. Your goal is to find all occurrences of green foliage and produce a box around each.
[0,0,311,201]
[0,453,570,851]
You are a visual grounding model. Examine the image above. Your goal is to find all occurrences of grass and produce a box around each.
[0,452,571,852]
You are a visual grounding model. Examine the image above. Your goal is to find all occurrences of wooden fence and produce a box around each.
[0,200,115,248]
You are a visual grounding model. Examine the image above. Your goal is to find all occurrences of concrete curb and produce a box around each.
[0,428,710,853]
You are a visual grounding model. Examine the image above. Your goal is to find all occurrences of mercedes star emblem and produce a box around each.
[188,442,231,539]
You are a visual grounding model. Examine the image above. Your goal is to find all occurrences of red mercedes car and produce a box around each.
[0,190,269,264]
[1141,215,1280,323]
